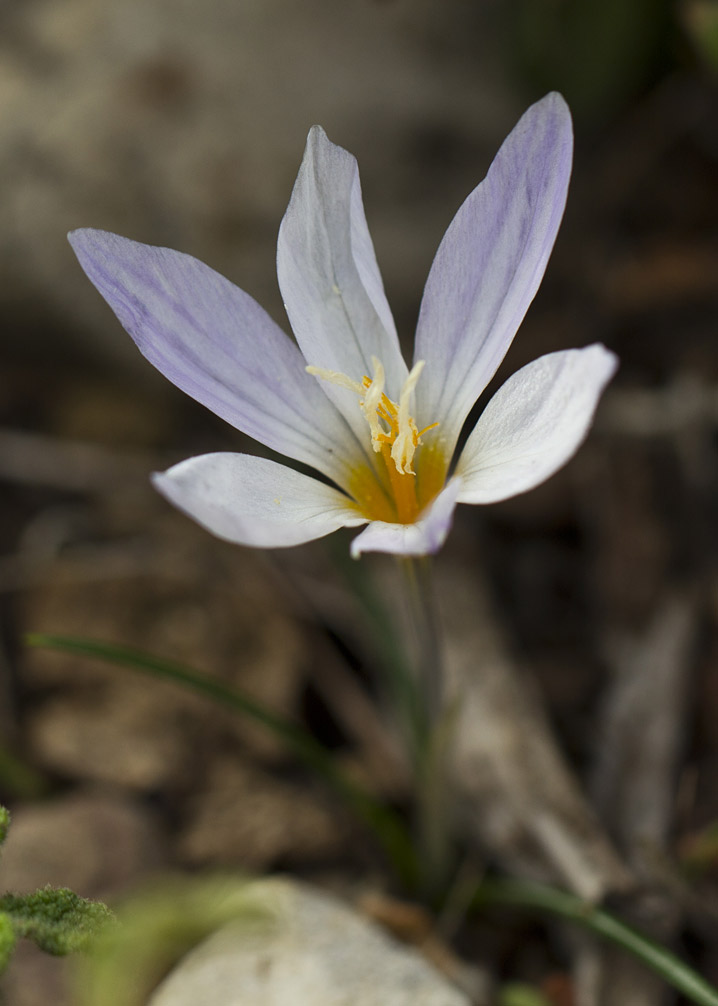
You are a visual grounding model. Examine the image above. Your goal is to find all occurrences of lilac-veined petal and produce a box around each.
[153,453,366,549]
[414,93,573,455]
[69,229,364,489]
[350,478,462,558]
[277,126,407,439]
[455,345,617,504]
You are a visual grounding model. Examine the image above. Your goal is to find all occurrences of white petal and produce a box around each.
[455,345,617,504]
[350,478,462,557]
[414,93,573,455]
[153,453,366,549]
[277,126,407,438]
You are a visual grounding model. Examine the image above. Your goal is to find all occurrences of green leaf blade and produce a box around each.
[26,633,419,890]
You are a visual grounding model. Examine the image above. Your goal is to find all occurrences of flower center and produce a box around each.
[306,357,439,524]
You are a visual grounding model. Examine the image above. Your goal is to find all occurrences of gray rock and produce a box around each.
[149,878,470,1006]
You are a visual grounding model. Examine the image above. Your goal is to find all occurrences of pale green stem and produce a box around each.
[398,557,452,900]
[327,539,424,766]
[400,557,442,724]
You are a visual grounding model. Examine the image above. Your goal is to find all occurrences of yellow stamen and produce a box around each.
[306,356,441,524]
[391,360,425,475]
[305,365,363,396]
[360,357,387,451]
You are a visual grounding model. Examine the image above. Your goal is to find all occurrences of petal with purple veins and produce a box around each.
[414,93,573,457]
[69,229,364,489]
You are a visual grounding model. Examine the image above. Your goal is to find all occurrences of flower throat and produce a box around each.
[306,357,439,524]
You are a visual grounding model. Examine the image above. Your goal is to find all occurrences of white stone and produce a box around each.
[149,878,470,1006]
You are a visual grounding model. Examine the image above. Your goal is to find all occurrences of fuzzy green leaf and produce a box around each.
[0,886,114,956]
[0,806,10,847]
[0,913,16,974]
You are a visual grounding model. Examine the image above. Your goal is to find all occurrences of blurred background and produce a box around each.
[0,1,717,1003]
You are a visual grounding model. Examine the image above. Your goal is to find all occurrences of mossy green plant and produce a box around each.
[0,803,112,975]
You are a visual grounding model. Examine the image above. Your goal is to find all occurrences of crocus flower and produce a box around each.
[69,93,616,558]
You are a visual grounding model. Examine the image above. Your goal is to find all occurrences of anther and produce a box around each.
[306,357,436,477]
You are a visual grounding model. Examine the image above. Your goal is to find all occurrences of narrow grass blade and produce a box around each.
[474,878,718,1006]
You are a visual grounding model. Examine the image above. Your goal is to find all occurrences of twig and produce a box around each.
[574,594,696,1006]
[437,561,631,902]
